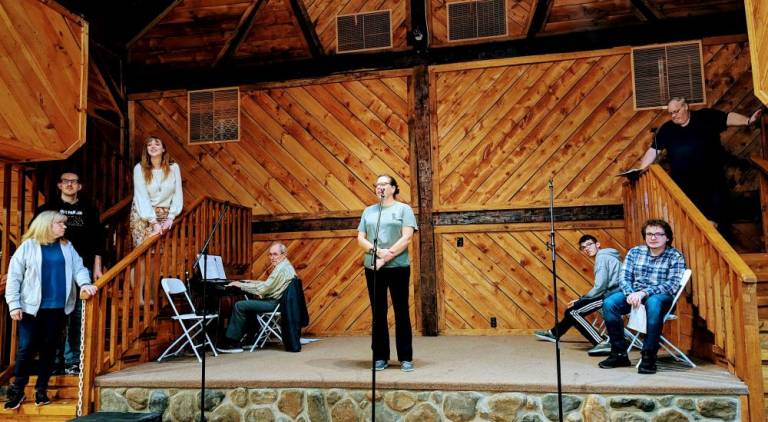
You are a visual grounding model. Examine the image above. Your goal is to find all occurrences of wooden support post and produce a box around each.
[759,113,768,251]
[411,65,438,336]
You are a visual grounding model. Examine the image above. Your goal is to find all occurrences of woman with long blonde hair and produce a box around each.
[4,211,97,410]
[131,136,183,246]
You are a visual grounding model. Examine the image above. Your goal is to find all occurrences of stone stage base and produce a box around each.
[95,336,745,421]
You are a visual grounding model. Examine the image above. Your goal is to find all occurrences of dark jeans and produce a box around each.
[61,297,82,366]
[603,291,673,355]
[551,296,604,345]
[225,298,279,341]
[13,309,66,393]
[365,266,412,362]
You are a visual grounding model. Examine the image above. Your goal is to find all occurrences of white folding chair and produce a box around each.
[158,278,219,363]
[249,304,282,352]
[626,269,695,368]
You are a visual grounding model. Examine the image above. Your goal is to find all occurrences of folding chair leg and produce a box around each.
[660,336,696,368]
[158,319,205,362]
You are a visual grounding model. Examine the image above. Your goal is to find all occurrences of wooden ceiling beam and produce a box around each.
[127,0,184,47]
[629,0,659,22]
[213,0,267,67]
[289,0,324,58]
[527,0,553,37]
[126,12,747,93]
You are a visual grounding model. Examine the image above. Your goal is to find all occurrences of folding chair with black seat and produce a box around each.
[249,304,282,351]
[626,269,695,368]
[158,278,219,363]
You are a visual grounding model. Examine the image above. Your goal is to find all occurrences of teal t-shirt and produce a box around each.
[357,201,418,269]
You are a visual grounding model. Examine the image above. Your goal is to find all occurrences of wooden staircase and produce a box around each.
[1,375,79,421]
[742,253,768,414]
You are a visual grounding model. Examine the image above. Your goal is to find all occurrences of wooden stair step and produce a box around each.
[740,253,768,281]
[23,375,80,400]
[3,399,77,421]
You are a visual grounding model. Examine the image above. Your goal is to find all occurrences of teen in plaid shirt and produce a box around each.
[598,219,686,374]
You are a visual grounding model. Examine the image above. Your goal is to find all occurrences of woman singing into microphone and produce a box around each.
[357,175,418,372]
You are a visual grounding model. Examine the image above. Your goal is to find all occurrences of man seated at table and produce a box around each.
[217,242,296,353]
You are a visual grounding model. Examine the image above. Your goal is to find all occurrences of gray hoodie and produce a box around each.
[582,248,622,299]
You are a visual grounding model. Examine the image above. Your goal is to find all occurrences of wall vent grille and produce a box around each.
[632,41,706,110]
[188,87,240,144]
[337,10,392,53]
[448,0,507,41]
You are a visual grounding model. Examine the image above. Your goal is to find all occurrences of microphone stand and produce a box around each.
[370,191,385,422]
[546,179,564,422]
[191,203,230,422]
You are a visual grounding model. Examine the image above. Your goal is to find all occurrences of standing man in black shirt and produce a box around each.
[631,97,761,226]
[36,171,105,374]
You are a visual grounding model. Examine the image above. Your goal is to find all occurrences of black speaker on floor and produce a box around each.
[69,412,162,422]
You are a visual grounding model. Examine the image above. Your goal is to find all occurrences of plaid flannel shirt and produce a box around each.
[620,245,686,296]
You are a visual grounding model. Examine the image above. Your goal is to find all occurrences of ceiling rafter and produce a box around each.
[212,0,267,67]
[289,0,324,58]
[127,0,184,47]
[527,0,553,38]
[629,0,659,21]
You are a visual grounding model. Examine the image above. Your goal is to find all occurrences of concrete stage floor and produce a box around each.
[96,336,746,395]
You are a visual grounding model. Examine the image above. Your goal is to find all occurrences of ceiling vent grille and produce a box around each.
[336,10,392,53]
[188,87,240,144]
[448,0,507,41]
[631,41,706,110]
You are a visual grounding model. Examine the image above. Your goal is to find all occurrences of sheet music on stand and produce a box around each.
[197,255,228,281]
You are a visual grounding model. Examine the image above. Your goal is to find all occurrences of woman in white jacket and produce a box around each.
[130,136,183,247]
[4,211,97,410]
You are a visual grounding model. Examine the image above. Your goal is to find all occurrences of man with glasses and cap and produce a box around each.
[35,171,104,375]
[534,234,622,356]
[598,219,686,374]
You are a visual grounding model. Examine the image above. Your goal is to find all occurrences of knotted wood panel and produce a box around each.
[0,0,87,161]
[252,231,420,336]
[437,222,626,334]
[433,40,761,212]
[131,73,411,216]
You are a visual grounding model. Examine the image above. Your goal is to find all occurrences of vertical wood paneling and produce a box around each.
[252,232,420,335]
[437,223,626,334]
[131,74,411,217]
[433,41,762,212]
[742,0,767,105]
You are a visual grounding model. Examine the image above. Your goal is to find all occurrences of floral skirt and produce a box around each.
[130,204,169,247]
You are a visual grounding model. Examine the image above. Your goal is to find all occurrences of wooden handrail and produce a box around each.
[749,155,768,176]
[80,196,251,415]
[624,165,763,421]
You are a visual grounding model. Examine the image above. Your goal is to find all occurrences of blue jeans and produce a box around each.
[63,298,82,366]
[13,309,66,392]
[603,291,673,355]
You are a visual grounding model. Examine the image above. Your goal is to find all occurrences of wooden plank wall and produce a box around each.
[437,221,626,334]
[130,36,760,336]
[431,38,761,213]
[252,231,419,335]
[0,0,88,162]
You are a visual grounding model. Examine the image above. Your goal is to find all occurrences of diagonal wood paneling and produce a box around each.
[433,40,762,212]
[0,0,87,162]
[305,0,409,54]
[252,231,419,335]
[438,222,627,334]
[131,73,411,216]
[542,0,640,34]
[429,0,535,46]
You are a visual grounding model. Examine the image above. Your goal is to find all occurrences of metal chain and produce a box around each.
[77,299,86,417]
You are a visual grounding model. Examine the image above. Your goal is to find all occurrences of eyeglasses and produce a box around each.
[268,252,284,257]
[60,179,79,185]
[645,232,666,238]
[373,183,391,188]
[579,241,596,251]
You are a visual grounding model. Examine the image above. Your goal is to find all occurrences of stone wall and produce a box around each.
[98,387,741,421]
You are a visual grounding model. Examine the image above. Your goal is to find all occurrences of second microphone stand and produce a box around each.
[370,191,385,422]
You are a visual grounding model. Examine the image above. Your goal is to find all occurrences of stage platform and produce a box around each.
[95,336,746,421]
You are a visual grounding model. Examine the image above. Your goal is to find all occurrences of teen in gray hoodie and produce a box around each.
[534,234,622,353]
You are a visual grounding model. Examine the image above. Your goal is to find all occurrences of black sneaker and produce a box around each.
[637,353,657,374]
[3,387,25,410]
[598,352,631,369]
[65,364,80,375]
[35,391,51,407]
[217,339,243,354]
